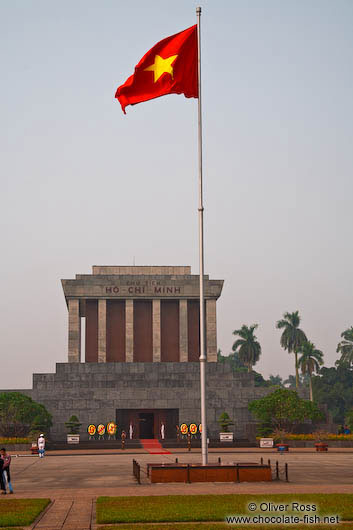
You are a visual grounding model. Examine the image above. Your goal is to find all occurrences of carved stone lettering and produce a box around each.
[105,285,182,296]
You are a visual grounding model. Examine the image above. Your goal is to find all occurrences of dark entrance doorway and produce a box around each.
[138,412,154,438]
[116,408,179,439]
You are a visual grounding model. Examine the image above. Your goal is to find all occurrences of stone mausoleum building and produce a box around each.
[63,265,222,365]
[5,266,273,442]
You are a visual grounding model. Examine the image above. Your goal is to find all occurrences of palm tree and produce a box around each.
[336,327,353,367]
[276,311,307,389]
[297,341,323,401]
[232,324,261,373]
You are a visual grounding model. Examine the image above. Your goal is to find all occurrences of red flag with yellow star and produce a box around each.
[115,25,198,114]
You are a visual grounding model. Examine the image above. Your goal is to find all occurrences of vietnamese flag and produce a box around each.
[115,25,198,114]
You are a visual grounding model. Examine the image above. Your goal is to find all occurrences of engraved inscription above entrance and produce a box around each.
[105,285,182,296]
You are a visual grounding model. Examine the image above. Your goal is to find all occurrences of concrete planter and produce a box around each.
[149,462,272,483]
[260,438,274,448]
[315,442,328,452]
[276,443,289,452]
[67,434,80,444]
[219,432,234,442]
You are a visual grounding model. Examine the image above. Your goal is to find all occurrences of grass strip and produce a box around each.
[0,498,50,527]
[97,493,353,524]
[99,523,353,530]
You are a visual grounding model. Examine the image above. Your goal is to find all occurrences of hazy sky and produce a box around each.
[1,0,353,389]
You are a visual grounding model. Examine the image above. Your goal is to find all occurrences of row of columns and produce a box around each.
[68,299,81,363]
[68,298,217,363]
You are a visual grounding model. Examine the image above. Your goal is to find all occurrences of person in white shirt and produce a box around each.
[37,434,45,458]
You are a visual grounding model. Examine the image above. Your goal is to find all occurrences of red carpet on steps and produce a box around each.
[140,439,171,454]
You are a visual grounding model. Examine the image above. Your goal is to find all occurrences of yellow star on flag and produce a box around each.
[144,54,178,83]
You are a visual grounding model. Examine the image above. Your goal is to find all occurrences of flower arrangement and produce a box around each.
[257,433,353,440]
[312,430,330,443]
[0,437,30,444]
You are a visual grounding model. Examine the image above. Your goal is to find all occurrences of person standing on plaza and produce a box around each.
[37,434,46,458]
[0,455,6,494]
[1,448,13,494]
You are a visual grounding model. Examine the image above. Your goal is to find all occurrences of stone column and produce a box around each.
[179,299,188,362]
[125,300,134,362]
[206,299,217,361]
[98,299,107,363]
[68,299,81,362]
[152,299,161,362]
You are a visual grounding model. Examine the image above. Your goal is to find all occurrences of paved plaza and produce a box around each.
[3,448,353,529]
[9,448,353,497]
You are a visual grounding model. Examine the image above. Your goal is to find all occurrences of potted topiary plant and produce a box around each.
[218,412,234,442]
[65,415,82,444]
[272,428,289,452]
[313,430,329,452]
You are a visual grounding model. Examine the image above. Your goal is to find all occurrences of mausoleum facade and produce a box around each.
[62,265,223,364]
[2,265,273,442]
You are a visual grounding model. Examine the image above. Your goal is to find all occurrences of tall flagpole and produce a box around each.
[196,6,208,466]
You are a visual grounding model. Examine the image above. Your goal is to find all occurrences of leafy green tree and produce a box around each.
[336,327,353,368]
[248,388,323,433]
[232,324,262,372]
[0,392,52,437]
[217,350,267,385]
[268,374,284,387]
[276,311,307,389]
[30,414,50,435]
[298,341,324,402]
[283,374,297,389]
[217,349,247,372]
[284,373,309,389]
[345,409,353,431]
[312,365,353,423]
[253,372,270,387]
[230,351,248,371]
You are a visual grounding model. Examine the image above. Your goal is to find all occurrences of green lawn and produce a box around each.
[97,493,353,524]
[0,499,50,527]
